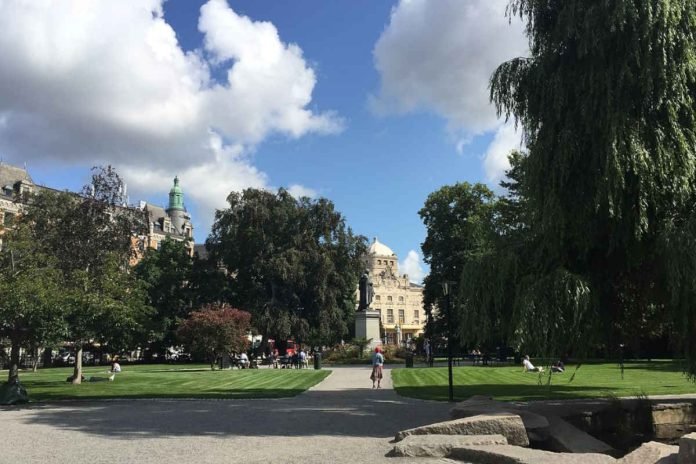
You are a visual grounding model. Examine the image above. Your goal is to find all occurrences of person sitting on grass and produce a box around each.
[551,360,565,373]
[522,355,543,373]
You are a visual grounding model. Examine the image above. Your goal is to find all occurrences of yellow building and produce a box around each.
[363,238,426,345]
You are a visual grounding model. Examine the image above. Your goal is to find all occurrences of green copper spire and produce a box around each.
[168,176,184,211]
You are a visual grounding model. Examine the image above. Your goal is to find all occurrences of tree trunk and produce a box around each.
[72,346,83,384]
[31,346,39,372]
[8,341,20,384]
[42,348,53,368]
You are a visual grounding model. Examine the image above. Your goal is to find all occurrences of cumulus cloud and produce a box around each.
[400,250,427,284]
[373,0,527,179]
[483,123,524,185]
[0,0,336,229]
[287,184,318,199]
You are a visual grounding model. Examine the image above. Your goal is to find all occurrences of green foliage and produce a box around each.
[177,304,251,369]
[419,182,497,343]
[208,188,366,346]
[24,166,151,383]
[0,222,66,382]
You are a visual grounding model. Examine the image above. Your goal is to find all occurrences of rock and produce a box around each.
[450,396,550,440]
[653,403,696,440]
[0,380,28,405]
[617,441,678,464]
[390,434,508,458]
[679,432,696,464]
[448,444,617,464]
[546,415,614,454]
[395,414,529,447]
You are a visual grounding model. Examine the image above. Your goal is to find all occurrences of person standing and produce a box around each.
[371,347,384,389]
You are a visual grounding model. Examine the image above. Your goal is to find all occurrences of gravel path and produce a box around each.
[0,367,452,464]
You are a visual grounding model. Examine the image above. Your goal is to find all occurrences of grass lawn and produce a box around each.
[392,361,696,402]
[3,364,330,402]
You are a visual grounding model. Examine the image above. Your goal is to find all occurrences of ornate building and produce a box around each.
[363,237,426,345]
[0,162,193,257]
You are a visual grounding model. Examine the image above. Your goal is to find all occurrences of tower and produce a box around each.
[166,176,187,235]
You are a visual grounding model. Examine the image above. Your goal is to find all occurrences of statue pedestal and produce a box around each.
[355,310,382,351]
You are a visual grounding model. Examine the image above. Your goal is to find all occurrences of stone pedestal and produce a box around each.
[355,310,382,350]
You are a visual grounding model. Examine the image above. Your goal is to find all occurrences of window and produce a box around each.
[378,260,382,265]
[375,295,380,301]
[414,310,419,320]
[387,296,392,302]
[399,296,404,302]
[387,309,394,324]
[398,309,405,324]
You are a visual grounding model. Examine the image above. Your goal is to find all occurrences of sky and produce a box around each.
[0,0,528,283]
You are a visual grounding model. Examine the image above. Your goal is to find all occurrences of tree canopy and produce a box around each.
[208,188,366,348]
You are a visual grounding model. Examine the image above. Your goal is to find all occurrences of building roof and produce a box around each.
[368,237,396,257]
[0,163,32,193]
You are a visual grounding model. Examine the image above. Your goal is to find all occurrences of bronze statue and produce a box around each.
[358,270,373,311]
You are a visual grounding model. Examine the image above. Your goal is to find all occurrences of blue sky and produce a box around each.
[0,0,527,281]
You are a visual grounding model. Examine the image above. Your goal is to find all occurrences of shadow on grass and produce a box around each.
[394,384,619,402]
[27,388,306,401]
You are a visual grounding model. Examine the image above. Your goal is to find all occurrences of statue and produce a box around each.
[358,270,373,311]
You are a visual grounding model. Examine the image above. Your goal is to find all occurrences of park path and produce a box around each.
[0,367,453,464]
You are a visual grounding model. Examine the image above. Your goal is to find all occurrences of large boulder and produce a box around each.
[546,415,614,454]
[450,396,550,440]
[617,441,677,464]
[679,432,696,464]
[390,434,508,458]
[448,444,617,464]
[395,414,529,447]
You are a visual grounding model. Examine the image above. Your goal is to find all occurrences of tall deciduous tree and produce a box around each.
[0,221,66,383]
[26,166,151,383]
[487,0,696,366]
[208,189,366,349]
[419,182,497,348]
[135,238,194,355]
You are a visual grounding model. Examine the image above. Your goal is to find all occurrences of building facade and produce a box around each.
[0,162,193,257]
[363,237,426,345]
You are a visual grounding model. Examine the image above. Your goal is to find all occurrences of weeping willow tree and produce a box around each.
[484,0,696,370]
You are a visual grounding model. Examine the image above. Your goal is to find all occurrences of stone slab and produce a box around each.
[450,396,550,436]
[679,432,696,464]
[617,441,678,464]
[395,414,529,447]
[448,444,617,464]
[546,414,614,454]
[390,434,508,458]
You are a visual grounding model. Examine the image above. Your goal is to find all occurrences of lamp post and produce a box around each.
[442,281,456,402]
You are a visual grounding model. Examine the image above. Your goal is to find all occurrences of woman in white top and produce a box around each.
[522,355,543,372]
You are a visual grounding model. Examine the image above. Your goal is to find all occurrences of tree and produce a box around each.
[25,166,151,383]
[177,304,251,370]
[419,183,497,347]
[488,0,696,367]
[134,238,194,355]
[207,188,366,350]
[0,221,66,383]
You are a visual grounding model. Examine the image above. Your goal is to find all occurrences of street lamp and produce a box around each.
[442,281,456,402]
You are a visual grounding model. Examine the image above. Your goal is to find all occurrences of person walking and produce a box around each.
[371,346,384,389]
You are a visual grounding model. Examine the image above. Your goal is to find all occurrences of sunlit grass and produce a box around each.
[3,363,330,402]
[392,361,696,401]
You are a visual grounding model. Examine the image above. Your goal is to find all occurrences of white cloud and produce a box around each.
[373,0,526,135]
[400,250,427,284]
[483,123,524,185]
[373,0,527,180]
[0,0,334,229]
[287,184,318,199]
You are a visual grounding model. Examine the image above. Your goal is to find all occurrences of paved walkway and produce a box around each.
[0,367,453,464]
